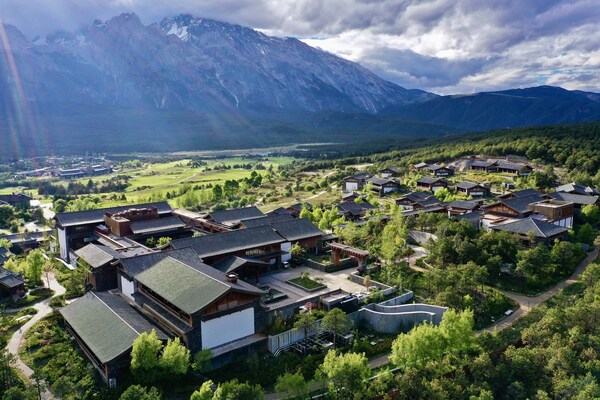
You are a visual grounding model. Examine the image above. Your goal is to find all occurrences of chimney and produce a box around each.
[225,273,238,283]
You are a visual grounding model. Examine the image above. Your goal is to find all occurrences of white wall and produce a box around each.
[345,182,358,191]
[121,276,135,300]
[383,186,396,194]
[281,242,292,262]
[57,227,68,260]
[201,308,255,349]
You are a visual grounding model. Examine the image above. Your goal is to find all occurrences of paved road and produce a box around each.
[6,273,66,399]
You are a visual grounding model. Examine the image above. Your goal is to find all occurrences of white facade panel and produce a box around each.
[121,276,135,300]
[58,227,68,260]
[345,182,358,191]
[281,242,292,262]
[201,308,255,349]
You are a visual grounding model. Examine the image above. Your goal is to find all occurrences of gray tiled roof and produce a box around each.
[455,182,483,190]
[60,291,168,364]
[0,266,24,289]
[129,216,186,235]
[470,160,497,168]
[491,218,568,238]
[417,177,447,185]
[368,177,398,186]
[75,244,121,269]
[208,206,264,224]
[270,218,324,241]
[448,200,481,210]
[549,192,599,205]
[171,226,284,258]
[55,202,172,227]
[337,200,376,214]
[241,214,294,229]
[500,194,545,213]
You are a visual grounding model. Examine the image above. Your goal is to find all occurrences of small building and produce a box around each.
[379,167,401,178]
[528,199,574,228]
[395,191,433,210]
[548,192,599,210]
[413,162,429,171]
[498,188,542,200]
[367,177,399,196]
[0,266,26,300]
[343,173,372,192]
[490,218,569,244]
[416,177,449,192]
[454,182,490,197]
[60,291,168,385]
[59,168,86,179]
[428,165,454,177]
[286,203,312,218]
[0,193,31,209]
[494,162,533,176]
[484,194,545,218]
[75,244,122,292]
[337,200,376,221]
[204,206,265,230]
[555,182,599,196]
[447,200,483,216]
[470,160,498,172]
[341,192,362,202]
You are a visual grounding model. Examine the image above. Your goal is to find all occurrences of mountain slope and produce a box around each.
[0,13,434,115]
[389,86,600,131]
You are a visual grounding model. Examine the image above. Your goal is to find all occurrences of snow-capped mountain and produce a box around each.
[0,13,434,114]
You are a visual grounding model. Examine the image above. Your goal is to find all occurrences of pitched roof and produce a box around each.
[417,177,447,185]
[400,191,432,202]
[470,160,497,168]
[212,256,269,274]
[129,216,186,235]
[337,200,376,214]
[379,166,400,173]
[171,225,284,258]
[368,177,398,186]
[60,291,167,364]
[448,200,481,210]
[240,213,294,229]
[208,206,264,225]
[270,218,324,241]
[267,207,291,216]
[555,182,598,196]
[414,162,429,168]
[491,218,568,238]
[455,182,484,190]
[55,202,172,227]
[428,164,450,171]
[135,255,263,315]
[496,194,545,214]
[75,244,121,269]
[0,266,24,288]
[496,162,532,171]
[287,203,312,212]
[346,173,372,181]
[120,247,201,277]
[549,192,599,205]
[509,189,542,198]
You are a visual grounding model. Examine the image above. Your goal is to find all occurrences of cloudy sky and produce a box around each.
[1,0,599,94]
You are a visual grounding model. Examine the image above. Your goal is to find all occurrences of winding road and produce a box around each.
[6,273,66,399]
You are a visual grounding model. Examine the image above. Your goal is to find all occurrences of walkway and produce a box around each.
[484,247,599,333]
[6,273,66,400]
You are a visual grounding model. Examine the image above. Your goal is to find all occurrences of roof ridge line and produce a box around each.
[90,292,141,335]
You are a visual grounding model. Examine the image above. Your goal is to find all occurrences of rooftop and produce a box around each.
[208,206,264,225]
[129,215,186,235]
[240,213,294,229]
[270,218,324,242]
[171,225,284,259]
[55,202,172,227]
[549,192,599,205]
[60,291,167,364]
[75,243,121,269]
[490,218,569,238]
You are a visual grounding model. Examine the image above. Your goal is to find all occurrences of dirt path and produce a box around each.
[6,273,66,399]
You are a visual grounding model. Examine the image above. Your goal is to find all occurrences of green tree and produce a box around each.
[160,337,190,376]
[190,381,214,400]
[212,379,264,400]
[290,243,306,258]
[294,312,317,337]
[321,308,353,348]
[192,349,213,373]
[577,223,595,246]
[119,385,162,400]
[25,249,44,285]
[275,372,308,400]
[0,238,11,251]
[0,205,15,229]
[131,330,163,384]
[318,350,370,400]
[156,237,172,247]
[582,204,600,225]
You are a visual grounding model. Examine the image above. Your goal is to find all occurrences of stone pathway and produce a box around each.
[6,273,66,400]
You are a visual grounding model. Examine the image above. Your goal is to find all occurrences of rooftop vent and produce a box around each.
[225,273,238,283]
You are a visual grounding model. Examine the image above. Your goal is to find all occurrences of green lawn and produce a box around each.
[288,276,326,291]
